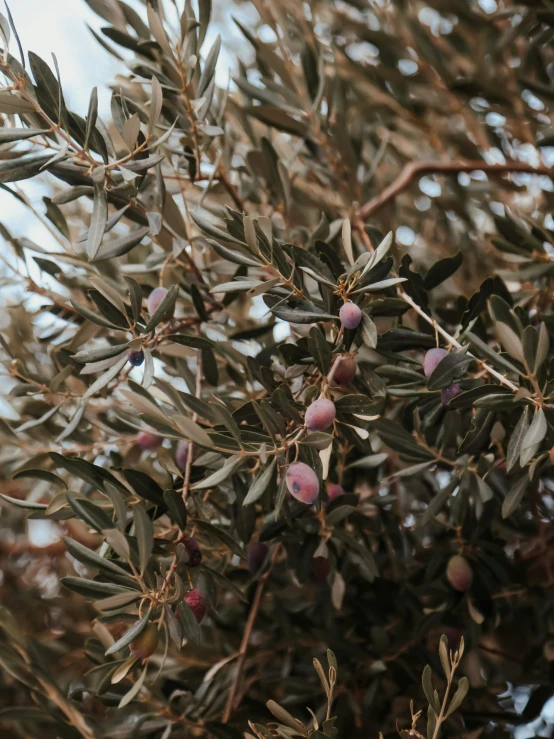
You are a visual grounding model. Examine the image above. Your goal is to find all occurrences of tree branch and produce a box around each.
[359,160,552,219]
[222,545,279,722]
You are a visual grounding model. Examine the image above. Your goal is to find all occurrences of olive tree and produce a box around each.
[0,1,553,738]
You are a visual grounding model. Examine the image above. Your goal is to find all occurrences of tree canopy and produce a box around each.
[1,1,554,738]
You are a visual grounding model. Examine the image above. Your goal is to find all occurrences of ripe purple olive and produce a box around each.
[311,557,330,585]
[130,623,158,660]
[247,542,269,575]
[326,482,345,500]
[423,348,448,377]
[286,461,319,505]
[136,431,163,451]
[446,555,473,592]
[333,356,357,386]
[128,349,145,366]
[339,302,362,330]
[305,398,336,432]
[441,383,461,406]
[179,536,202,567]
[175,440,190,472]
[147,287,173,317]
[183,588,206,623]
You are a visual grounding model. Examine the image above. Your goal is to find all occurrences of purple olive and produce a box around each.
[247,542,269,575]
[128,349,145,366]
[179,536,202,567]
[326,482,345,500]
[175,440,190,471]
[446,555,473,592]
[441,383,461,405]
[333,356,357,385]
[423,348,448,377]
[311,557,330,585]
[286,461,319,505]
[183,588,206,623]
[147,287,173,317]
[136,431,163,451]
[305,398,336,432]
[130,623,158,659]
[339,303,362,330]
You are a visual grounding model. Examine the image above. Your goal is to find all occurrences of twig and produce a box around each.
[398,289,520,393]
[359,160,552,219]
[216,166,245,212]
[222,545,280,722]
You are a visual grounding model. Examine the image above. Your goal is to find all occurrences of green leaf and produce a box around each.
[243,458,276,506]
[506,406,530,472]
[84,86,98,150]
[93,227,150,262]
[87,166,108,260]
[439,635,451,679]
[105,609,152,655]
[198,34,221,97]
[61,577,136,599]
[143,284,179,332]
[176,600,201,643]
[0,92,35,114]
[422,665,440,713]
[446,677,469,717]
[427,350,471,391]
[194,520,246,559]
[66,493,114,531]
[424,251,463,290]
[0,152,52,183]
[307,326,331,373]
[122,469,165,507]
[12,469,67,488]
[163,489,187,529]
[168,333,214,350]
[520,407,546,466]
[495,323,524,363]
[173,414,214,448]
[360,313,377,348]
[0,127,49,142]
[133,505,154,573]
[0,493,47,510]
[83,353,127,399]
[63,537,130,578]
[192,455,242,489]
[535,322,550,373]
[502,474,528,518]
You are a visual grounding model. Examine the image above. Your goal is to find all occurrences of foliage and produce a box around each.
[1,0,554,737]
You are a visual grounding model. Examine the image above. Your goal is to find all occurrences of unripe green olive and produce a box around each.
[130,623,158,659]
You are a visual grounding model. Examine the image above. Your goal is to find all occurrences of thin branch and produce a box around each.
[398,288,520,393]
[359,160,552,219]
[222,545,280,722]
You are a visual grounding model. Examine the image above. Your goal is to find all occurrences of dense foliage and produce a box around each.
[2,0,554,737]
